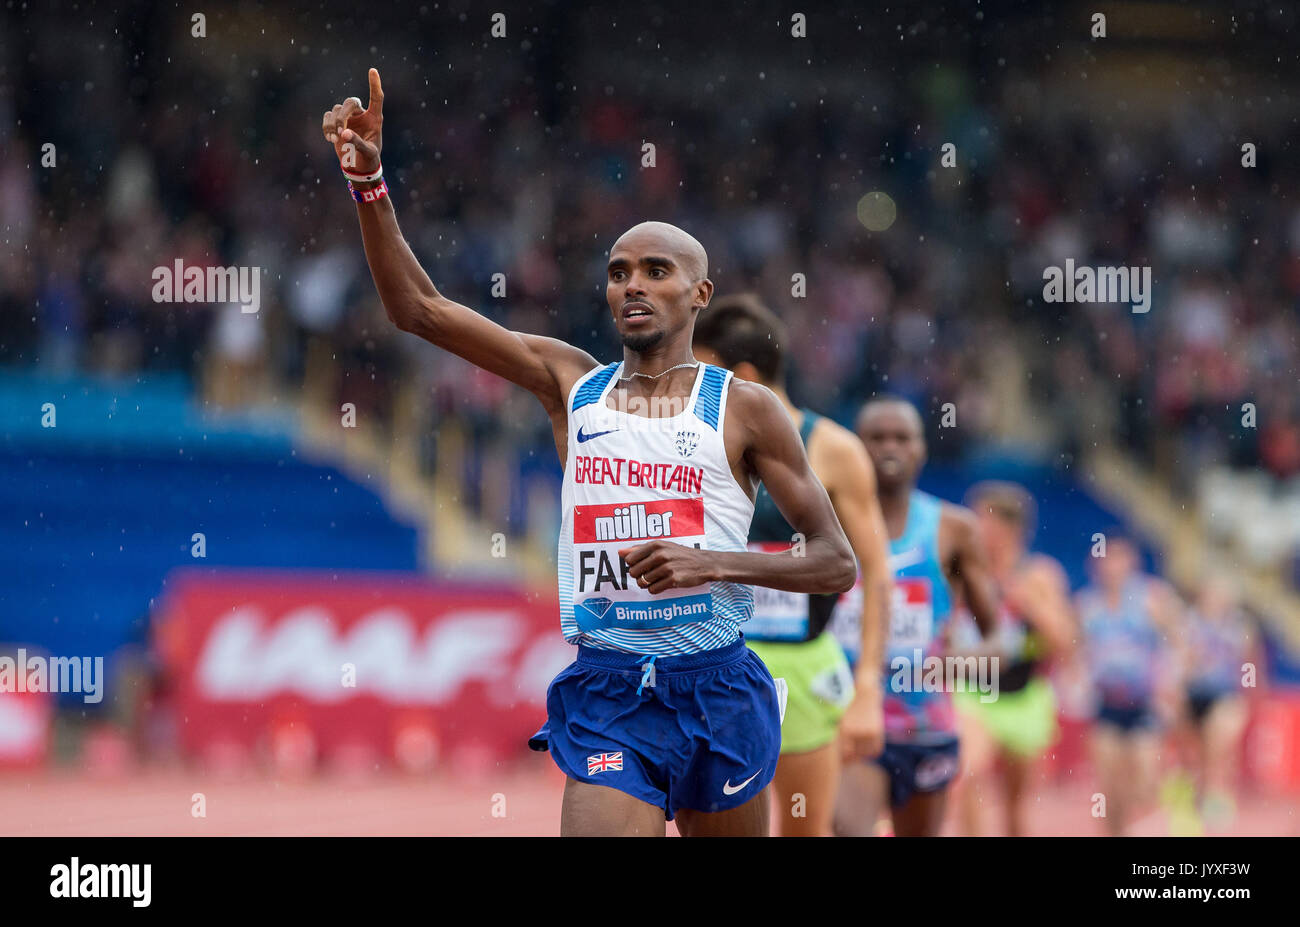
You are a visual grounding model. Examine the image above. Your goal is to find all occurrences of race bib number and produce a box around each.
[887,577,934,652]
[744,541,809,640]
[810,659,856,709]
[571,498,712,631]
[827,576,864,658]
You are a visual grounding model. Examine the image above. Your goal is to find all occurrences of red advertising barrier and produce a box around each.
[1243,691,1300,793]
[154,568,573,770]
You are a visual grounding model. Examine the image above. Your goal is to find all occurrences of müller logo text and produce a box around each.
[50,858,151,907]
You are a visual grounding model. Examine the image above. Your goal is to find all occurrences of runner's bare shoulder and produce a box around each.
[512,333,602,413]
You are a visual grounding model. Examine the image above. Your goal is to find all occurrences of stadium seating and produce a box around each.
[0,371,421,703]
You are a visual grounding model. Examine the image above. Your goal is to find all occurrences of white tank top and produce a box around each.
[557,360,755,655]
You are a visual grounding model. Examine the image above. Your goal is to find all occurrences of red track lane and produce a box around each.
[1,758,1295,836]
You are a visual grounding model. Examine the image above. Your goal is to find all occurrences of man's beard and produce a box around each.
[620,328,666,353]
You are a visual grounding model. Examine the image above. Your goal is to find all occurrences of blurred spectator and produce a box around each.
[2,2,1297,532]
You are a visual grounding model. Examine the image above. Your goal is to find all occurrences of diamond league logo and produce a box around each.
[674,430,699,458]
[577,597,614,623]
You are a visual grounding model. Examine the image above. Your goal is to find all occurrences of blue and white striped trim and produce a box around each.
[693,365,727,430]
[558,578,753,656]
[565,621,742,656]
[572,362,621,412]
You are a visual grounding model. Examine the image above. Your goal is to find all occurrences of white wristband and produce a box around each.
[341,164,383,183]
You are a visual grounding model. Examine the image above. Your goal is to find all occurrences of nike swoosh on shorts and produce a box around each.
[722,769,763,796]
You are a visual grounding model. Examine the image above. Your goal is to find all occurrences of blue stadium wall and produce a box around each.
[0,371,421,706]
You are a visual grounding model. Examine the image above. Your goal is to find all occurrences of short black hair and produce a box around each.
[965,480,1038,543]
[859,393,917,415]
[693,292,787,384]
[855,394,923,435]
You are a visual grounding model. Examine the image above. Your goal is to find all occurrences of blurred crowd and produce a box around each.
[3,3,1298,520]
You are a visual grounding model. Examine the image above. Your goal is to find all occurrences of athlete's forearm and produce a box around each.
[353,191,445,339]
[711,536,855,594]
[349,191,580,406]
[855,564,890,686]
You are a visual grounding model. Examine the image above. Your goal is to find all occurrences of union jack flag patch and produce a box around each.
[587,752,623,775]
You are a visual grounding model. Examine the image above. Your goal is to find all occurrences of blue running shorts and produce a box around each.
[1095,700,1158,733]
[873,737,961,809]
[528,637,782,820]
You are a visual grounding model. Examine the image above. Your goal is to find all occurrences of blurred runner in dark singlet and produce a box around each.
[951,481,1075,836]
[693,294,892,836]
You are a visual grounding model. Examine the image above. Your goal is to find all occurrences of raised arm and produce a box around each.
[322,69,597,414]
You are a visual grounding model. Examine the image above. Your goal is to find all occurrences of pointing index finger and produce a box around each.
[367,68,384,116]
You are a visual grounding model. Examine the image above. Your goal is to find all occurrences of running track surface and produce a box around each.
[2,757,1296,836]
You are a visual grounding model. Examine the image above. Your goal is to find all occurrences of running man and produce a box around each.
[1178,571,1256,830]
[951,481,1075,837]
[1075,532,1181,836]
[833,397,998,837]
[692,294,892,837]
[322,71,856,837]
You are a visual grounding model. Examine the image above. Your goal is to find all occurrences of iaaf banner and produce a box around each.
[154,568,572,768]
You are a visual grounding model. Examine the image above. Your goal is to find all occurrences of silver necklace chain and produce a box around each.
[617,361,700,381]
